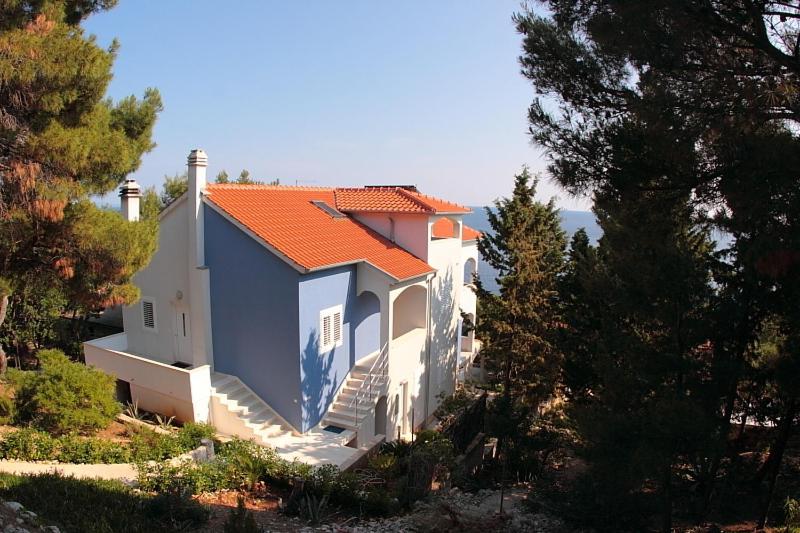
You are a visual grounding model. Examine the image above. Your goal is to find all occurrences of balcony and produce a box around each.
[83,333,211,422]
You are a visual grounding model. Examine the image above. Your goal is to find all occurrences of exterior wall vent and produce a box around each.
[142,299,157,331]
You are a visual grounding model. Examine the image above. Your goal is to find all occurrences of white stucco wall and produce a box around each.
[83,333,210,422]
[425,216,465,417]
[353,213,430,260]
[386,278,429,439]
[122,198,191,364]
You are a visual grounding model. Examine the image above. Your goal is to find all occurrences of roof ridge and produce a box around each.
[207,183,333,191]
[395,187,435,213]
[405,189,468,212]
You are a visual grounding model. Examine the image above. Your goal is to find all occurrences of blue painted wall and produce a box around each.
[298,266,356,432]
[204,206,303,430]
[354,291,381,361]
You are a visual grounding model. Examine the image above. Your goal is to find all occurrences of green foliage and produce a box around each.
[12,349,120,434]
[785,497,800,533]
[160,173,188,206]
[136,436,415,518]
[216,170,230,184]
[0,389,14,424]
[0,472,208,532]
[0,0,161,360]
[0,423,213,464]
[0,428,58,461]
[476,168,566,409]
[237,169,254,184]
[224,496,259,533]
[300,493,329,525]
[56,434,130,464]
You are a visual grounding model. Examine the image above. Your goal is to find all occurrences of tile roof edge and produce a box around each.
[396,187,437,213]
[203,198,309,275]
[307,259,434,282]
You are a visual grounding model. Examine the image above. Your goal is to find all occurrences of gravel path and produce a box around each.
[0,460,138,485]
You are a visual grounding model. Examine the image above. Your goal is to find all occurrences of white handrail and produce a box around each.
[351,345,388,428]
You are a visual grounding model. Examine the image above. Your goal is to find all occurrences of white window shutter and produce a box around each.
[322,315,331,347]
[333,311,342,344]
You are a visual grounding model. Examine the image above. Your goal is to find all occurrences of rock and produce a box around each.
[1,504,22,514]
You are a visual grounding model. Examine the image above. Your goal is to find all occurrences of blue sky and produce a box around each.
[85,1,589,210]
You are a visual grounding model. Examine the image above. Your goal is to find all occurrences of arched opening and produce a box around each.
[463,257,477,285]
[392,285,427,340]
[354,291,380,362]
[461,312,475,353]
[374,395,387,436]
[431,217,461,240]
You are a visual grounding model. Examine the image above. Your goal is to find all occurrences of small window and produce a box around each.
[319,305,343,352]
[142,298,157,331]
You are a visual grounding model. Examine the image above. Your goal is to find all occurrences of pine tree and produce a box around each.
[477,168,566,410]
[0,1,161,363]
[216,170,230,184]
[563,189,718,529]
[237,169,254,184]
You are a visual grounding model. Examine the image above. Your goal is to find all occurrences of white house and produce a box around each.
[85,149,481,466]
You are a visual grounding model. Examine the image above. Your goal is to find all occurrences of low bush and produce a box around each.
[10,349,120,435]
[0,428,57,461]
[786,497,800,533]
[0,472,209,532]
[56,434,130,464]
[0,390,14,425]
[0,422,217,464]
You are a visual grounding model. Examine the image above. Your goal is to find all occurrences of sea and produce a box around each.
[462,208,602,294]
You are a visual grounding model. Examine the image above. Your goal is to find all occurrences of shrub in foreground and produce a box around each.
[0,423,217,464]
[11,349,120,435]
[0,472,209,532]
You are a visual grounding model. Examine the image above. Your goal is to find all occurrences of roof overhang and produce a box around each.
[204,196,435,283]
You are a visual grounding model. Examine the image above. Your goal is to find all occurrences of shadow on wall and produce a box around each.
[300,331,339,431]
[352,290,381,364]
[431,267,458,399]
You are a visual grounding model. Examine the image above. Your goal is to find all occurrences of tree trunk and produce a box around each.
[757,397,798,529]
[0,294,8,374]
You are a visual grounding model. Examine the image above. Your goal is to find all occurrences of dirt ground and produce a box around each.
[196,489,304,533]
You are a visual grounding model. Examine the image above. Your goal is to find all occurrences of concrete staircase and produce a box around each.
[321,351,388,431]
[209,373,296,445]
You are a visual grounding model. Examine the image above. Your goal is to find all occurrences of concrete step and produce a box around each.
[211,374,237,390]
[321,414,358,431]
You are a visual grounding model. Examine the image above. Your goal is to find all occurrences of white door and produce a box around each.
[175,308,191,363]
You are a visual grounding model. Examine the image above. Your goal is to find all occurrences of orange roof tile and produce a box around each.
[334,187,470,214]
[462,225,481,242]
[205,184,434,281]
[430,218,482,241]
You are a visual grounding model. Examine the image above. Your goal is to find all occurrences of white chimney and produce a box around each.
[187,149,207,267]
[186,149,213,371]
[119,178,142,221]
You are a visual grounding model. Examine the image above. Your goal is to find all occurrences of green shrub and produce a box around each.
[128,425,184,462]
[137,459,232,494]
[0,428,57,461]
[0,472,209,532]
[786,497,800,533]
[175,422,216,450]
[12,349,120,435]
[0,423,214,464]
[0,390,14,424]
[58,435,131,464]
